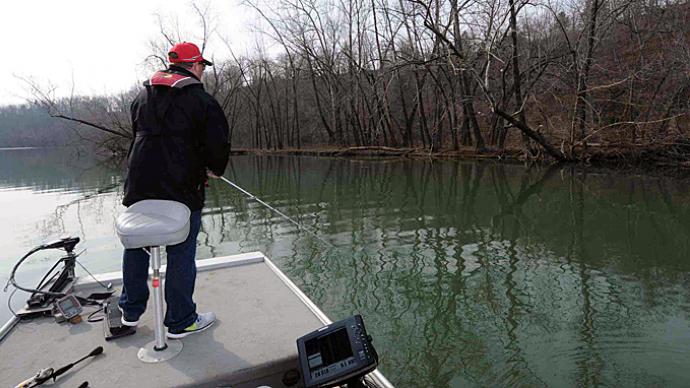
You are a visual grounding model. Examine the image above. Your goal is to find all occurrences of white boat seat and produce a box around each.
[116,200,191,249]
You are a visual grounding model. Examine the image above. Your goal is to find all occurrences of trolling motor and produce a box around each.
[4,237,90,319]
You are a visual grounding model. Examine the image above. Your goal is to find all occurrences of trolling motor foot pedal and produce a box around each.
[103,296,136,341]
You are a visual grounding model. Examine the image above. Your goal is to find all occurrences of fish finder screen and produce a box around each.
[60,298,75,310]
[305,328,353,371]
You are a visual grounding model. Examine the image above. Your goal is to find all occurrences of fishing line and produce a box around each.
[218,176,334,247]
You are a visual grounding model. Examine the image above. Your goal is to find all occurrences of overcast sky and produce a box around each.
[0,0,254,106]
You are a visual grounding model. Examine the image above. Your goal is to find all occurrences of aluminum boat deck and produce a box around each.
[0,252,393,387]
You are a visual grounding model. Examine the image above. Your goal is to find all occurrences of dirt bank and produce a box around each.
[230,143,690,170]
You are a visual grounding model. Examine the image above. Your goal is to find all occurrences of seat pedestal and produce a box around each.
[137,246,183,363]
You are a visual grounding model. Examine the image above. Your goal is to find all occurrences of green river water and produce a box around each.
[0,148,689,387]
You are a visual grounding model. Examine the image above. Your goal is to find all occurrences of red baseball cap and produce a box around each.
[168,42,213,66]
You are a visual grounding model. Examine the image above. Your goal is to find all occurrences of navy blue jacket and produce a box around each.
[123,66,230,211]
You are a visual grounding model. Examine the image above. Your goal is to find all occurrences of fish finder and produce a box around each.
[297,315,378,388]
[54,294,82,322]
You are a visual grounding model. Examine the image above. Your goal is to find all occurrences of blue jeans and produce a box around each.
[119,210,202,332]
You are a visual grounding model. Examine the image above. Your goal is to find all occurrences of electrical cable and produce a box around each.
[86,307,105,323]
[7,288,18,318]
[218,175,334,247]
[75,296,102,307]
[4,246,66,298]
[4,247,41,292]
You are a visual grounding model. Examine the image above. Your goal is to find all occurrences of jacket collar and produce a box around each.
[167,65,201,81]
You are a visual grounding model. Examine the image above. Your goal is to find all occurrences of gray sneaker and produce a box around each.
[119,306,139,327]
[167,312,216,338]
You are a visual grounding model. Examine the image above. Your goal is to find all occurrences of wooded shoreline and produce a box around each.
[3,1,689,168]
[229,143,690,170]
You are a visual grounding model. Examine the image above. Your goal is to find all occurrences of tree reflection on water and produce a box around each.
[1,149,688,387]
[204,155,690,387]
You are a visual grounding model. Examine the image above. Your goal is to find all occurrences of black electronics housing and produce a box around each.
[297,315,378,388]
[103,296,136,340]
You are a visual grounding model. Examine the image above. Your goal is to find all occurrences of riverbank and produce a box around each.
[232,146,518,159]
[230,142,690,169]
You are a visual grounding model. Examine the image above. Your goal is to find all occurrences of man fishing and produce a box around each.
[119,42,230,338]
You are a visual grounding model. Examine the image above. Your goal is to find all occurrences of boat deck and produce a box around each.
[0,252,392,387]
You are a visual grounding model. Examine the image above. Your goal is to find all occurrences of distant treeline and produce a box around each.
[0,92,135,153]
[0,104,73,147]
[6,0,690,162]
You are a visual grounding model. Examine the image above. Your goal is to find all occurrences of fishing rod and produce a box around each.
[15,346,103,387]
[218,176,334,247]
